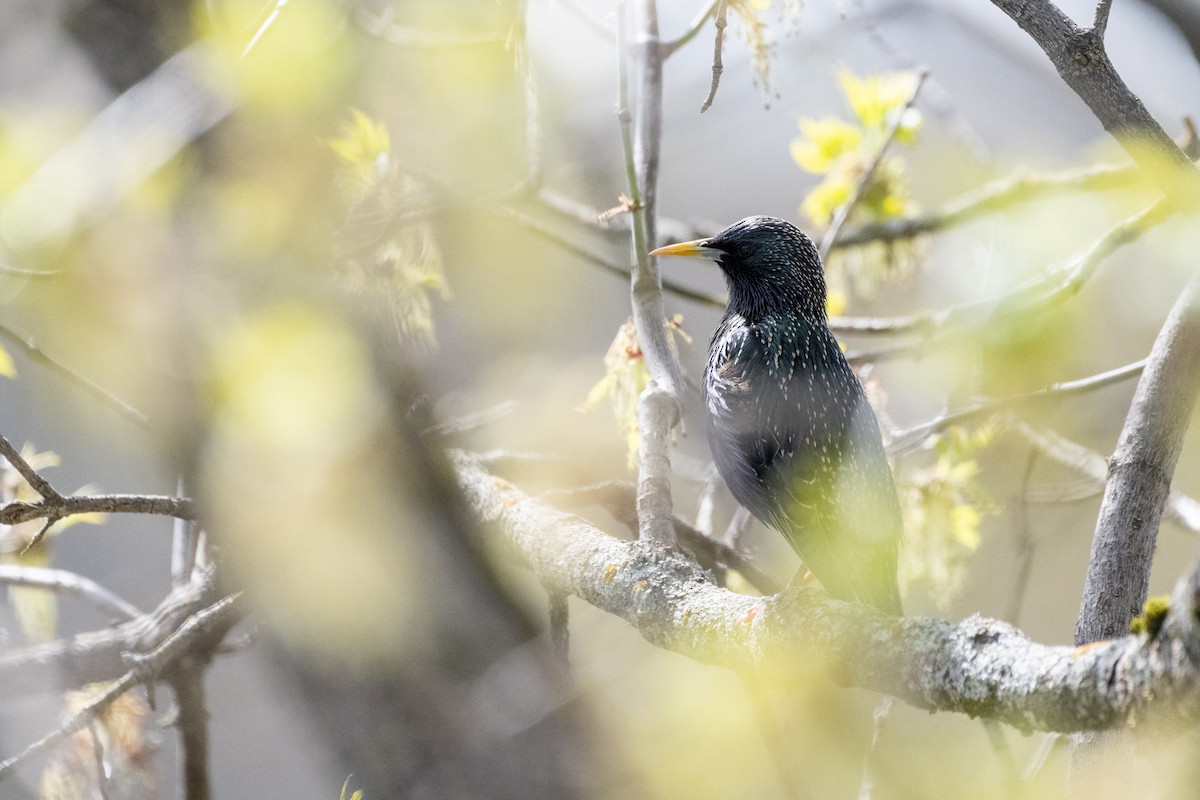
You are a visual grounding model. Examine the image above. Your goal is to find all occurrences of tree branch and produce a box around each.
[832,162,1137,250]
[1076,273,1200,645]
[0,591,242,779]
[0,570,219,699]
[661,0,720,58]
[987,0,1200,214]
[0,564,142,621]
[1011,420,1200,535]
[0,434,61,502]
[888,358,1146,454]
[0,322,149,426]
[698,0,728,112]
[843,198,1169,358]
[454,453,1200,732]
[1093,0,1114,40]
[170,667,213,800]
[617,0,682,546]
[0,492,198,528]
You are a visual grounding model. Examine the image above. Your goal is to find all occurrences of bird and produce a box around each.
[651,216,903,614]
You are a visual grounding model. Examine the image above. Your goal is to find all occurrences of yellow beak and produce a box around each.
[649,239,720,259]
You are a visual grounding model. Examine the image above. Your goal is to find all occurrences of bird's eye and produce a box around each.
[736,242,754,257]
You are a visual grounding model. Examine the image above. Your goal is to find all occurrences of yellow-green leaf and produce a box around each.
[0,344,14,378]
[329,109,391,186]
[837,70,918,129]
[791,117,861,174]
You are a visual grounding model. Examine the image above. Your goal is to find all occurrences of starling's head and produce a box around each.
[651,216,827,319]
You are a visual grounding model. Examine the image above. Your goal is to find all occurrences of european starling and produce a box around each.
[651,216,903,614]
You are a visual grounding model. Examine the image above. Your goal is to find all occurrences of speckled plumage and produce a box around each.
[658,216,902,614]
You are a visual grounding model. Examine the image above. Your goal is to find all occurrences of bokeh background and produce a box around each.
[1,0,1199,797]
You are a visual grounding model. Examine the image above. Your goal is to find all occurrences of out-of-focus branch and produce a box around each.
[832,162,1137,250]
[1140,0,1200,63]
[454,453,1200,732]
[0,565,143,621]
[0,323,149,426]
[0,591,242,778]
[0,43,235,254]
[0,571,217,699]
[1011,420,1200,535]
[844,198,1169,358]
[888,358,1146,454]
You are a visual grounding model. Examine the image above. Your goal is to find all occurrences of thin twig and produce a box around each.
[425,401,518,437]
[541,479,781,595]
[819,69,929,261]
[699,1,728,112]
[0,564,143,621]
[0,434,61,501]
[847,198,1170,359]
[662,0,720,58]
[982,719,1020,793]
[858,697,894,800]
[352,8,506,48]
[1021,733,1062,781]
[493,204,726,309]
[0,323,149,426]
[0,493,198,529]
[1007,446,1040,625]
[0,264,60,279]
[171,477,199,590]
[833,162,1137,250]
[889,358,1147,455]
[1011,420,1200,535]
[240,0,288,59]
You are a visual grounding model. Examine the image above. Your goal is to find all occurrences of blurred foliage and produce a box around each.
[40,686,154,800]
[339,777,364,800]
[330,109,449,348]
[200,302,422,662]
[580,315,690,468]
[793,70,922,227]
[793,69,923,295]
[899,423,999,610]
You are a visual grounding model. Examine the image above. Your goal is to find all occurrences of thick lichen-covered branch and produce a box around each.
[455,454,1200,733]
